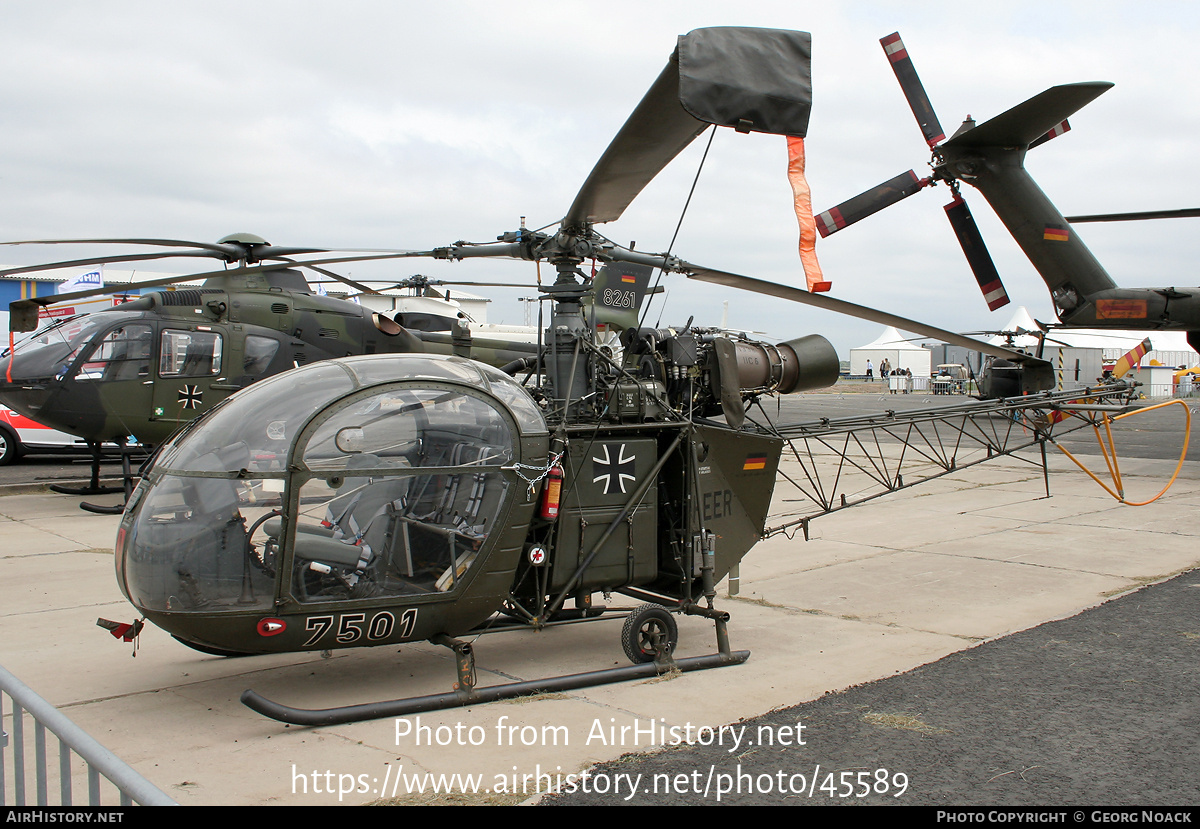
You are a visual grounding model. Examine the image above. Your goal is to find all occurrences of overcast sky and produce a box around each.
[2,1,1198,356]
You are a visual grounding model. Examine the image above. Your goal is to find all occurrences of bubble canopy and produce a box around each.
[153,354,548,476]
[117,355,550,647]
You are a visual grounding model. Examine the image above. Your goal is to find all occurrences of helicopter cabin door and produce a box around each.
[68,321,155,443]
[150,327,228,427]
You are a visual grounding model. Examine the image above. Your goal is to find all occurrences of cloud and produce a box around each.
[1,1,1197,351]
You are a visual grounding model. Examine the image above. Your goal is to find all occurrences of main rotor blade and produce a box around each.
[1,237,334,258]
[944,195,1009,311]
[563,27,814,228]
[1066,207,1200,223]
[8,250,437,331]
[299,263,379,295]
[387,280,534,290]
[1,237,247,255]
[0,249,231,278]
[684,264,1041,366]
[816,170,928,237]
[880,32,945,148]
[562,60,708,230]
[420,280,533,288]
[0,240,353,278]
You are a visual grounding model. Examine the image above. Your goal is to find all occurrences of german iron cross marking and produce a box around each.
[179,384,203,409]
[592,443,636,494]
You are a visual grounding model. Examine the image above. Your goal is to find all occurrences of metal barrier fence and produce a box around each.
[1,663,176,807]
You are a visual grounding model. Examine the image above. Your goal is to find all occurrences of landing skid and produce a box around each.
[48,441,143,514]
[241,606,747,726]
[242,649,749,726]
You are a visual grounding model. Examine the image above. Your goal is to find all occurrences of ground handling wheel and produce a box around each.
[621,603,679,664]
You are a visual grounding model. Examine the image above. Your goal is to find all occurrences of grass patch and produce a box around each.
[500,692,572,705]
[862,711,948,735]
[641,665,683,684]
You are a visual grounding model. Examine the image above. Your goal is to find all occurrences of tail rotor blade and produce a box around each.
[945,195,1009,311]
[880,32,945,147]
[816,170,928,237]
[1029,119,1070,149]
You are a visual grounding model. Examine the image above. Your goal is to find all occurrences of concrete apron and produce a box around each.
[1,451,1197,806]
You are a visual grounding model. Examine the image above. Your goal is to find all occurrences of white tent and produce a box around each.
[986,306,1043,349]
[849,326,932,377]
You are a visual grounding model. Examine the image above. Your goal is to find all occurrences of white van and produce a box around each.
[0,407,90,465]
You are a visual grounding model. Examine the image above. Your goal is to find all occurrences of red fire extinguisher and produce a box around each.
[539,463,564,520]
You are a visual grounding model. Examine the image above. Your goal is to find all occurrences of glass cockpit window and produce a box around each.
[344,356,486,388]
[287,470,508,602]
[160,329,223,377]
[74,324,153,381]
[286,385,517,601]
[474,362,547,433]
[302,388,514,472]
[243,335,280,375]
[157,361,356,474]
[6,313,140,380]
[120,470,276,614]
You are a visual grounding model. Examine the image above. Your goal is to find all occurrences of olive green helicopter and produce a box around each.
[0,236,548,482]
[816,33,1200,358]
[43,27,1139,725]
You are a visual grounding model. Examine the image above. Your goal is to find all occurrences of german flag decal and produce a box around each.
[621,273,636,284]
[743,455,768,471]
[1043,225,1070,242]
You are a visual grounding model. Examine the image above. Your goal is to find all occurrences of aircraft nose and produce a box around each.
[0,352,56,417]
[0,382,52,420]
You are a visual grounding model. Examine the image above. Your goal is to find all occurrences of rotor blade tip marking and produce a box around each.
[816,208,845,237]
[881,33,906,61]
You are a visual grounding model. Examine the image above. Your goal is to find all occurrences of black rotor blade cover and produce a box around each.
[563,27,812,229]
[816,170,925,237]
[880,32,945,147]
[945,195,1009,311]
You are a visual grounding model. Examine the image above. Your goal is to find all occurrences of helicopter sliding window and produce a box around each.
[74,324,153,381]
[243,335,281,375]
[159,329,223,377]
[288,386,515,602]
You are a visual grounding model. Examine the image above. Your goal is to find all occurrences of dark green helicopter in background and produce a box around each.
[0,234,548,455]
[0,232,668,469]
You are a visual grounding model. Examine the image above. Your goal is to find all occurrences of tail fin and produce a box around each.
[939,83,1120,311]
[585,262,654,331]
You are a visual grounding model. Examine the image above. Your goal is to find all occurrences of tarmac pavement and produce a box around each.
[1,394,1197,806]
